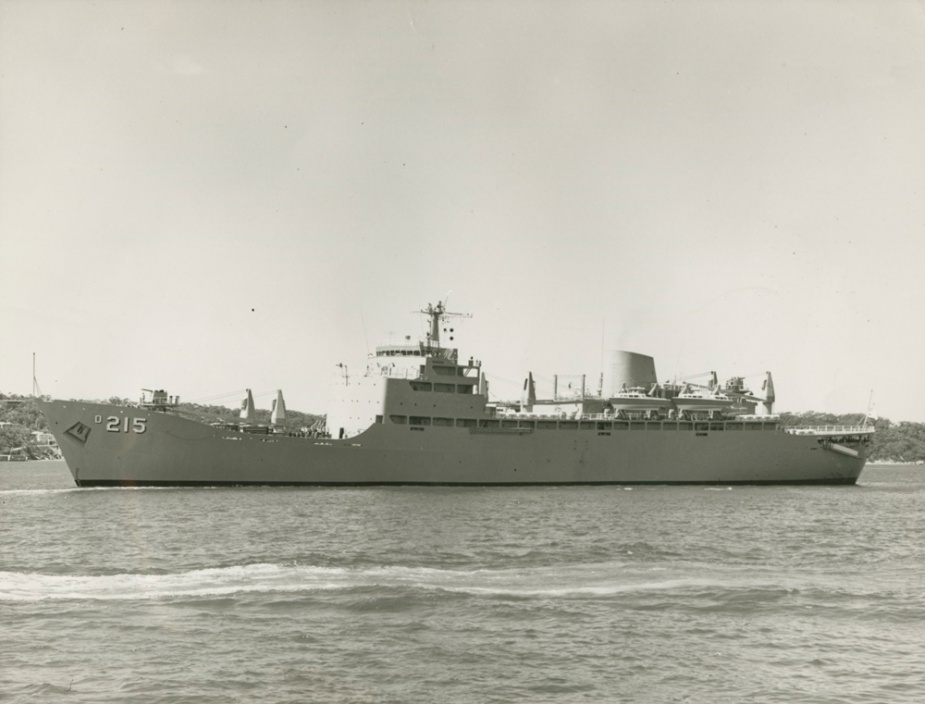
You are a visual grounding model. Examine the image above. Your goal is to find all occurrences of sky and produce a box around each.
[2,0,924,421]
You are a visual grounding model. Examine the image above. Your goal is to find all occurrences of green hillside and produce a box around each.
[1,393,54,458]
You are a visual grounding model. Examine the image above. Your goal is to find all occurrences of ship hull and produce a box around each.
[40,400,869,487]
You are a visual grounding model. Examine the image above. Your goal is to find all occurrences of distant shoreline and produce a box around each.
[0,456,63,463]
[867,461,925,466]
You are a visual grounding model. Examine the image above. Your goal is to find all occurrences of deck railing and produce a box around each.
[784,425,874,436]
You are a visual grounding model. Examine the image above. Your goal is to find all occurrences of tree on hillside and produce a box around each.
[0,425,30,453]
[0,394,48,431]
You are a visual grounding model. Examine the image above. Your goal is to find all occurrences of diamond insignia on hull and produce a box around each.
[65,421,91,444]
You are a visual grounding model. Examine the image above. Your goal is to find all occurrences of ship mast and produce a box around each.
[421,302,445,346]
[417,301,470,349]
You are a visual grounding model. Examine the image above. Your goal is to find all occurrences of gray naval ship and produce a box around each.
[39,302,874,487]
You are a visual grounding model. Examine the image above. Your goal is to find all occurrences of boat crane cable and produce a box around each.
[674,370,716,382]
[482,371,523,388]
[186,389,250,404]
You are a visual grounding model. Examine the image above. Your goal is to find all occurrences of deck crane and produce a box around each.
[679,371,776,414]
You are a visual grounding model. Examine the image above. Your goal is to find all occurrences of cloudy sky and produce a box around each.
[2,0,924,421]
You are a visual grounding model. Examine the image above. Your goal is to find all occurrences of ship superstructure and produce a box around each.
[39,301,874,487]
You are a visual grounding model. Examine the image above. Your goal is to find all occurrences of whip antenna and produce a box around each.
[32,352,42,397]
[862,389,875,426]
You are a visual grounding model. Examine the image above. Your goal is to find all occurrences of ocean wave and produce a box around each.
[0,561,745,602]
[0,562,832,602]
[6,561,916,605]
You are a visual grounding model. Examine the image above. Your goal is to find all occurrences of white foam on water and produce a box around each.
[0,561,745,602]
[0,563,343,602]
[0,488,85,496]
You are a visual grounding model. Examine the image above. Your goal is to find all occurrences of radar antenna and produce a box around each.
[416,300,471,348]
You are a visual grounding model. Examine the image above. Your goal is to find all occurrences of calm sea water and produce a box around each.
[2,461,923,704]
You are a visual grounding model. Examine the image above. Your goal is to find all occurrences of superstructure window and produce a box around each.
[389,415,407,424]
[433,417,453,427]
[456,418,477,428]
[434,383,455,393]
[409,416,431,426]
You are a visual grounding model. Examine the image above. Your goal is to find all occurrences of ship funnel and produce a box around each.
[270,389,287,425]
[240,388,256,422]
[609,351,658,396]
[520,372,536,412]
[761,372,775,414]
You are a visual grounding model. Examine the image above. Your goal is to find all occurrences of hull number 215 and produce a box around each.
[100,416,147,434]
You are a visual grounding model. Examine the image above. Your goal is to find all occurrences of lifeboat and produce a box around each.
[609,385,672,418]
[673,386,735,418]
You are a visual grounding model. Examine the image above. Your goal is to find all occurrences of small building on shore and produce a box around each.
[31,430,57,446]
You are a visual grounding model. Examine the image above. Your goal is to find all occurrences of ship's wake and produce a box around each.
[2,560,899,604]
[0,561,739,602]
